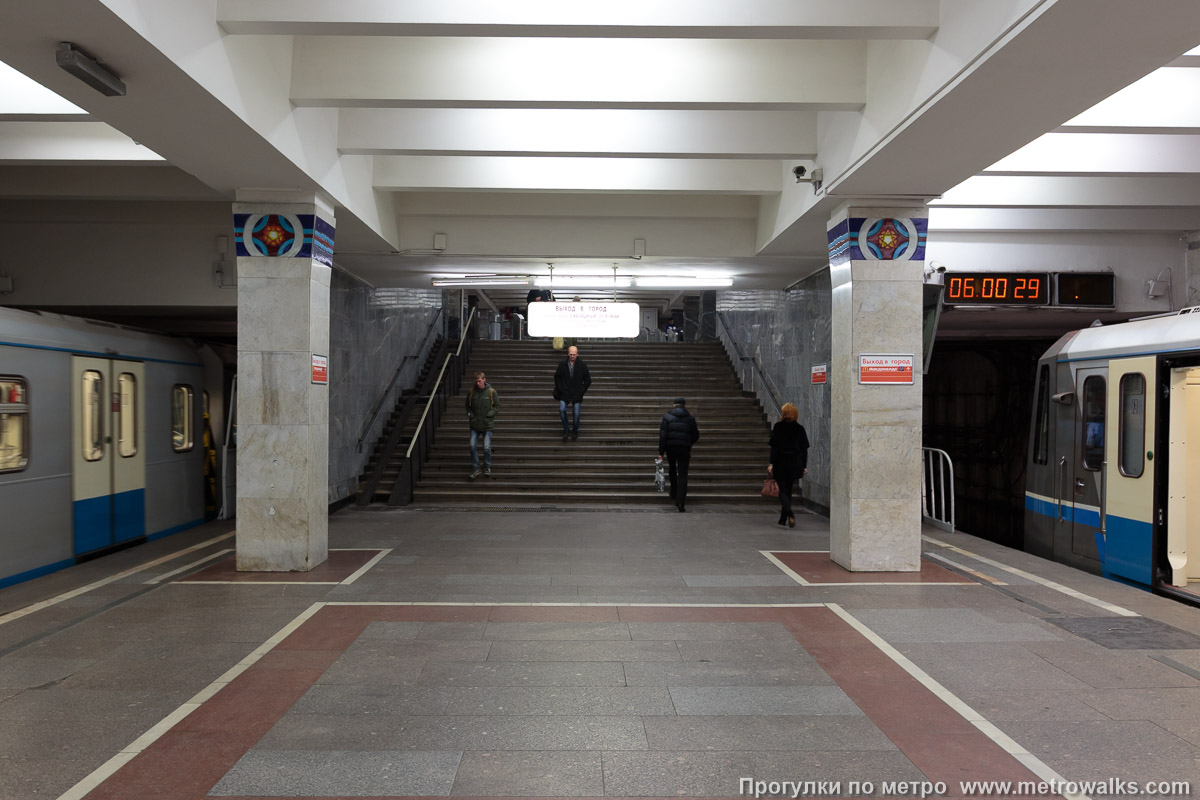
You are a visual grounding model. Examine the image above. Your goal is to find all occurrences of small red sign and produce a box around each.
[311,354,328,385]
[811,364,827,384]
[858,354,914,385]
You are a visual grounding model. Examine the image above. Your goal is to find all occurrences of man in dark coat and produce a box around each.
[553,345,592,441]
[658,397,700,512]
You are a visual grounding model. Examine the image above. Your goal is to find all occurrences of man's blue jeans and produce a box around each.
[470,429,492,472]
[559,400,581,434]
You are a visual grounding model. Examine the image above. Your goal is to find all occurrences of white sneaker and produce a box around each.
[469,470,482,480]
[484,468,492,477]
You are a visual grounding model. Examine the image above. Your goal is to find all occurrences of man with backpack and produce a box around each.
[466,371,499,479]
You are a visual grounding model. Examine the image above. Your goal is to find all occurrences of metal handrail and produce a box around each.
[406,307,475,459]
[355,308,443,452]
[714,310,784,415]
[921,447,956,532]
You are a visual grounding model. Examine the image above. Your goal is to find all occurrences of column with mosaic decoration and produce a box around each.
[233,196,335,571]
[826,203,927,572]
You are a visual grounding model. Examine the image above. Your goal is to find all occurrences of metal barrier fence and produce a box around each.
[921,447,955,532]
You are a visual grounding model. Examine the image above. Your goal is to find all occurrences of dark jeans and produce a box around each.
[774,465,796,519]
[666,448,691,504]
[558,400,582,434]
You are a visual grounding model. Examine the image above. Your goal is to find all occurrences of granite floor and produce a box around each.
[2,506,1199,799]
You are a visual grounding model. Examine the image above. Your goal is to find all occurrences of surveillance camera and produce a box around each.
[792,165,807,181]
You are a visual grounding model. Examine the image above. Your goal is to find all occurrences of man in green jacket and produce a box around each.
[466,371,499,479]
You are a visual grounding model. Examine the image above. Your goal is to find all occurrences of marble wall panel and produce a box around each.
[236,496,326,572]
[1187,234,1200,308]
[327,271,442,503]
[237,423,313,499]
[237,274,317,353]
[717,275,832,510]
[849,424,922,500]
[843,498,921,571]
[237,351,313,426]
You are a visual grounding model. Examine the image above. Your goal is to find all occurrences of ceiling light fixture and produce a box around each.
[431,277,532,287]
[56,42,126,97]
[633,277,733,288]
[534,276,633,288]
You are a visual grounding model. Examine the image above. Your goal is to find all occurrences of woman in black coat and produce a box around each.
[769,402,810,527]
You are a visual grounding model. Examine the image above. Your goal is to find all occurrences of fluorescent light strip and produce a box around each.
[431,278,531,287]
[635,277,733,287]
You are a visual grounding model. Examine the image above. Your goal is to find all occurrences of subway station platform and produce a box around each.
[3,507,1199,800]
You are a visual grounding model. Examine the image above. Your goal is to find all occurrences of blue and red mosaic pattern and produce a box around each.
[827,216,928,263]
[233,213,335,267]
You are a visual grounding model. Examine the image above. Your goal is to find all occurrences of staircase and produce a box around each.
[358,338,450,503]
[411,340,772,505]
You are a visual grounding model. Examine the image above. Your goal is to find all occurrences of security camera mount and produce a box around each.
[792,164,823,193]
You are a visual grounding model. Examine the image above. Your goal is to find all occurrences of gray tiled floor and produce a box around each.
[5,509,1200,798]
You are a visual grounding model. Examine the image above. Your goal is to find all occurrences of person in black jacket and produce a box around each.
[769,402,810,527]
[553,345,592,441]
[658,397,700,512]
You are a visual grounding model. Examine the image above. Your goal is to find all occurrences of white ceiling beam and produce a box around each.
[0,121,163,164]
[393,192,758,220]
[934,175,1200,208]
[338,109,818,159]
[218,0,938,39]
[930,206,1200,233]
[0,165,225,202]
[374,156,781,193]
[474,289,498,313]
[292,37,865,110]
[984,133,1200,175]
[1060,68,1200,133]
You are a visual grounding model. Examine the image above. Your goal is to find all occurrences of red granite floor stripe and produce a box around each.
[83,731,251,800]
[181,549,381,583]
[784,607,1042,788]
[770,552,963,583]
[80,603,1043,800]
[487,605,622,622]
[616,606,788,622]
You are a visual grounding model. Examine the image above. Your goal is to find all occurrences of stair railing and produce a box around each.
[921,447,956,532]
[714,310,783,417]
[355,308,443,453]
[388,307,478,505]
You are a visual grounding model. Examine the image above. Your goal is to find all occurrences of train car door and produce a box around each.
[1067,366,1108,568]
[1167,365,1200,588]
[1103,358,1155,585]
[71,357,146,555]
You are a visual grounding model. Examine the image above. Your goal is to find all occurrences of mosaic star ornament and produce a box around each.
[250,214,297,257]
[864,218,910,260]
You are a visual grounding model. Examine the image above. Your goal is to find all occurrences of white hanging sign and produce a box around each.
[527,302,641,338]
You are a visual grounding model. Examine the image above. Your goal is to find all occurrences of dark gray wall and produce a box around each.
[328,271,443,503]
[716,273,832,510]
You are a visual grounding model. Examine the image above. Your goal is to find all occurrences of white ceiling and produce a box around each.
[1,0,1199,311]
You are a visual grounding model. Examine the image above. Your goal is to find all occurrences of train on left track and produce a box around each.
[0,307,211,589]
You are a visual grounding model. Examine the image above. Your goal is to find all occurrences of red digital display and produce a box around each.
[944,273,1050,305]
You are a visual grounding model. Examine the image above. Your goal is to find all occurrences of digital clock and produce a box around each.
[944,273,1050,305]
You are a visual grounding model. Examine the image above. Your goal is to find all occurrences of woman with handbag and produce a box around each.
[769,402,810,527]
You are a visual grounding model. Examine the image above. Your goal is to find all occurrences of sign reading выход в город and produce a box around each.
[858,354,913,384]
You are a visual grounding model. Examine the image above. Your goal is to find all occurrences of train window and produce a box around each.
[172,384,194,452]
[1119,373,1146,478]
[117,373,137,457]
[1081,376,1106,471]
[82,370,104,462]
[0,377,29,473]
[1033,365,1050,465]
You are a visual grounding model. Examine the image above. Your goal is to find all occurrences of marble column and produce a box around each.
[234,196,335,571]
[827,203,926,571]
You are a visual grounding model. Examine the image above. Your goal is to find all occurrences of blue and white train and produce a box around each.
[0,307,210,588]
[1025,309,1200,600]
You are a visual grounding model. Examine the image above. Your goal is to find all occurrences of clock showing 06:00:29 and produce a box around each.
[944,273,1051,305]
